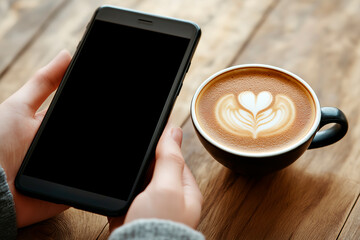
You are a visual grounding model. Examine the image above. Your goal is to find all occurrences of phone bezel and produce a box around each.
[15,5,201,216]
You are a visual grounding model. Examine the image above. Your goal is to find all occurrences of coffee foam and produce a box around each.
[215,91,296,139]
[195,67,316,154]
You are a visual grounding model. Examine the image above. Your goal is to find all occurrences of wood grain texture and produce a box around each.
[182,120,360,239]
[17,209,107,239]
[0,0,67,77]
[339,194,360,239]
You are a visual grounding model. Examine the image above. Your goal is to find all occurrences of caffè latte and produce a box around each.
[194,66,316,154]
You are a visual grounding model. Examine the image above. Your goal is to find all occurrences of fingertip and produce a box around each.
[42,49,71,74]
[155,125,183,161]
[156,124,182,154]
[57,49,71,58]
[50,49,71,69]
[59,49,71,61]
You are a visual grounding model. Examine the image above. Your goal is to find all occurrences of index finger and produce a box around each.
[6,50,71,115]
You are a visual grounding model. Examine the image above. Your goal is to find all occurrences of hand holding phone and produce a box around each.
[15,6,201,216]
[109,126,202,231]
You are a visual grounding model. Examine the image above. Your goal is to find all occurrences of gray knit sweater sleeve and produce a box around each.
[0,165,17,239]
[108,219,205,240]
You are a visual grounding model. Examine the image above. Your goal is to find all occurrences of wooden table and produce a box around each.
[1,0,360,239]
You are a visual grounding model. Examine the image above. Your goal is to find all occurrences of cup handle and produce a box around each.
[308,107,348,149]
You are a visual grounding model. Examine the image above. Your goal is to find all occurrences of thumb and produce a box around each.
[152,126,184,189]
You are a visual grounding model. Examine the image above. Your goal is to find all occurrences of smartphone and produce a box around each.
[15,6,201,216]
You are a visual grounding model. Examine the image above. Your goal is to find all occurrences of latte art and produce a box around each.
[194,66,316,153]
[215,91,296,138]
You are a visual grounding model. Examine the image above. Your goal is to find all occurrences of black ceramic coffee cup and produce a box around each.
[190,64,348,175]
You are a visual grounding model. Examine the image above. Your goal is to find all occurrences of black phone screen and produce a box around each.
[22,19,190,201]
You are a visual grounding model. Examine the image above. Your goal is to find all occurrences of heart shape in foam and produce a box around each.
[238,91,273,116]
[215,90,296,138]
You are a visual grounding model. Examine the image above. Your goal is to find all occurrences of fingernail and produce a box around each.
[171,127,183,147]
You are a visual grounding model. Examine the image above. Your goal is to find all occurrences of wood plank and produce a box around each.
[182,120,360,239]
[17,209,106,239]
[0,0,17,18]
[338,194,360,239]
[180,0,360,238]
[0,0,90,104]
[97,224,110,240]
[0,0,67,77]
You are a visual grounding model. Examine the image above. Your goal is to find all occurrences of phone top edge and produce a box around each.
[95,5,201,39]
[98,5,201,27]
